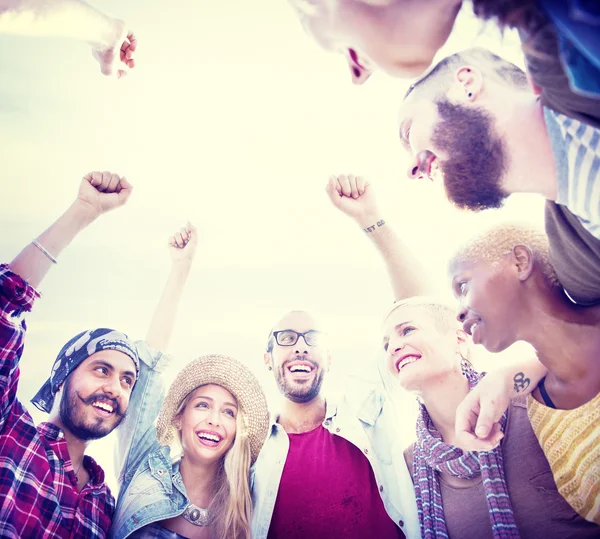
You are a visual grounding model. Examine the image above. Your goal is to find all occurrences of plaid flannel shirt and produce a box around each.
[0,264,115,538]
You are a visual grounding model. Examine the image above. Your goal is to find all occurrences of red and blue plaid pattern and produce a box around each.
[0,265,115,538]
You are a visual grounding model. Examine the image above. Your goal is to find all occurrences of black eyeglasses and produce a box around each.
[273,330,323,347]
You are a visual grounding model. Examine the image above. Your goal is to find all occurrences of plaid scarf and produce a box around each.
[412,374,520,539]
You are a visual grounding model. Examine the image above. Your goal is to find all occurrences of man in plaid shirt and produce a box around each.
[0,171,136,538]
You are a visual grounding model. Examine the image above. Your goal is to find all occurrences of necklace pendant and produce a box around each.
[182,503,210,527]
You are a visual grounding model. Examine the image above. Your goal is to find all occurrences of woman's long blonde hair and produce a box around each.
[174,388,253,539]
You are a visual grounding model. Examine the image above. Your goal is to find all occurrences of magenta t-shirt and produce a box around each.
[267,425,404,539]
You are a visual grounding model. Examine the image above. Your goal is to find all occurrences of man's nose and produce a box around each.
[102,376,121,397]
[407,150,434,180]
[457,306,468,323]
[295,336,310,353]
[407,154,421,179]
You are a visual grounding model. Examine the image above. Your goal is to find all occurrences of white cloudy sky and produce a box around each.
[0,0,542,490]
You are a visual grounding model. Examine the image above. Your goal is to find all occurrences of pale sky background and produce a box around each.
[0,0,543,492]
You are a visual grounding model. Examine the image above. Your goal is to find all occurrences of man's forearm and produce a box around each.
[356,213,433,301]
[9,201,96,288]
[0,0,120,46]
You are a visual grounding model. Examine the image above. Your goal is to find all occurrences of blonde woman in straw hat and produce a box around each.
[110,225,270,539]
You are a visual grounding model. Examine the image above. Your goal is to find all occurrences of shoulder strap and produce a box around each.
[538,376,557,409]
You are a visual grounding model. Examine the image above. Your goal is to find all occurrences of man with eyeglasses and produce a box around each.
[250,309,421,539]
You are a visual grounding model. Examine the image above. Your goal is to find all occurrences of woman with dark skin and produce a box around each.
[448,223,600,525]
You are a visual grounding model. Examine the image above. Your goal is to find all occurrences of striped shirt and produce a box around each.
[527,392,600,525]
[544,107,600,238]
[0,265,115,538]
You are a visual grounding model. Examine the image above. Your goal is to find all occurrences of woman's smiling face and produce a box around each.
[177,384,238,465]
[382,304,461,393]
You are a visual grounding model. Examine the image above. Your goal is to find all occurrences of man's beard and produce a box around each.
[274,359,324,404]
[59,376,126,441]
[433,99,508,211]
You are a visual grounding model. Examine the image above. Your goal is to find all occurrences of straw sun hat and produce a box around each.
[156,354,270,463]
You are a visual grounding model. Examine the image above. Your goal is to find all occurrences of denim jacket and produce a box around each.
[109,342,190,539]
[250,378,421,539]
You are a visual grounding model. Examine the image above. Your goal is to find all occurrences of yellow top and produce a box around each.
[527,391,600,525]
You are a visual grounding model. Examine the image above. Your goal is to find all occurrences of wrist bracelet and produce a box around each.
[32,240,58,264]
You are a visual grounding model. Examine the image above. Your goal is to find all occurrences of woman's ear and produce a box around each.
[512,245,534,282]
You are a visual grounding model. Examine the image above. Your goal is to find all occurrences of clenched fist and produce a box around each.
[325,174,380,222]
[92,21,137,78]
[168,223,198,265]
[76,170,133,218]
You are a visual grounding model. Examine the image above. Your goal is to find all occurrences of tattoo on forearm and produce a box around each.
[363,219,386,233]
[513,372,531,393]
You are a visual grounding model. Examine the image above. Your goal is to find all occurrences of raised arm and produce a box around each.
[454,352,548,451]
[0,0,136,77]
[326,174,434,300]
[9,171,132,288]
[114,223,198,483]
[1,171,131,431]
[145,223,198,351]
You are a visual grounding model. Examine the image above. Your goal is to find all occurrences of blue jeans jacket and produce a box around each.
[109,342,190,539]
[250,377,421,539]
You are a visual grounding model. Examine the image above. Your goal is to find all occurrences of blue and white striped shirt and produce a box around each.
[544,107,600,238]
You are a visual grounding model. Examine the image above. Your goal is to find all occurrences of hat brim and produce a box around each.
[156,354,269,463]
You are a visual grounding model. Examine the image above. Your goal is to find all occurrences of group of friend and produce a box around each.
[1,0,599,538]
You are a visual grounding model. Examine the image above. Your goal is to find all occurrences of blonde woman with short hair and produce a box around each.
[327,174,599,538]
